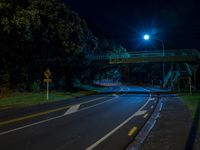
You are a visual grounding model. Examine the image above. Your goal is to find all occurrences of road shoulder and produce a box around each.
[140,95,196,150]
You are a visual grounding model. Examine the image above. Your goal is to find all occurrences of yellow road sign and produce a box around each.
[44,68,51,79]
[43,79,52,83]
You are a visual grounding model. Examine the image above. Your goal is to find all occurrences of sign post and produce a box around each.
[47,82,49,100]
[43,68,52,100]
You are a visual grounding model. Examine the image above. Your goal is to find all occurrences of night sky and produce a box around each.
[67,0,200,50]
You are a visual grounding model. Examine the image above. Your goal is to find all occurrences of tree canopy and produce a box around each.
[0,0,96,89]
[0,0,127,91]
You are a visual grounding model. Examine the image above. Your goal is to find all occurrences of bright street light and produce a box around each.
[143,34,150,40]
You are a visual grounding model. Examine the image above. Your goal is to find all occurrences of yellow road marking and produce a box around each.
[0,95,113,126]
[143,113,148,118]
[0,105,71,126]
[128,126,138,136]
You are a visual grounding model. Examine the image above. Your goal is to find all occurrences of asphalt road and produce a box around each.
[0,86,158,150]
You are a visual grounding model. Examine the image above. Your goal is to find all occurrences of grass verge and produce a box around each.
[0,90,95,109]
[179,93,200,118]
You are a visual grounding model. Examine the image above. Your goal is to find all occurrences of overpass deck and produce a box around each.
[90,49,200,64]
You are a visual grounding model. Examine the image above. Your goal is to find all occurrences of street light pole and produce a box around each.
[143,35,165,87]
[153,38,165,86]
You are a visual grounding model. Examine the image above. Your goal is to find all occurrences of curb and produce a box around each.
[126,98,163,150]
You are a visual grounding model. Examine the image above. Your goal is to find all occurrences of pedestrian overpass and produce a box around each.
[88,49,200,89]
[90,49,200,64]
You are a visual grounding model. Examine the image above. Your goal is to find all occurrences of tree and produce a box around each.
[0,0,98,90]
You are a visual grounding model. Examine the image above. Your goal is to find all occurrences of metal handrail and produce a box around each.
[91,49,199,60]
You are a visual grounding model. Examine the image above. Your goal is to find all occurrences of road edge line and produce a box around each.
[0,95,109,126]
[85,88,151,150]
[0,89,122,135]
[126,98,163,150]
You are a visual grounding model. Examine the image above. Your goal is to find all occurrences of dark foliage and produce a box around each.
[0,0,128,91]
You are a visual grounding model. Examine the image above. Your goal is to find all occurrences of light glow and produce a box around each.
[144,34,150,40]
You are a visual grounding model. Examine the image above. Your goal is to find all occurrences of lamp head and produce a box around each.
[144,34,150,40]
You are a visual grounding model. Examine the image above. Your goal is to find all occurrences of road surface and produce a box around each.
[0,86,158,150]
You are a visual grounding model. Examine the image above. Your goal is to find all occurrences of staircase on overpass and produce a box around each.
[163,62,194,89]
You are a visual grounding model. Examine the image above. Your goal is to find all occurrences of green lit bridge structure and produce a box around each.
[91,49,200,64]
[89,49,200,90]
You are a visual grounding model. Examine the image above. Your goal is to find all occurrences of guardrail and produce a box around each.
[89,49,199,60]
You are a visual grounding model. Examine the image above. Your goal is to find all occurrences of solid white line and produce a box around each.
[77,96,120,113]
[0,86,133,136]
[0,95,120,136]
[79,96,107,106]
[0,115,64,136]
[86,89,151,150]
[64,104,80,115]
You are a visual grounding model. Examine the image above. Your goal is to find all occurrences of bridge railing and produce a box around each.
[90,49,199,60]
